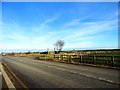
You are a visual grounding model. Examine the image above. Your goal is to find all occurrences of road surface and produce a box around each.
[2,56,120,88]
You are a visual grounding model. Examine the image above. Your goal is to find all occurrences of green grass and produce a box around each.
[13,51,120,68]
[89,52,120,56]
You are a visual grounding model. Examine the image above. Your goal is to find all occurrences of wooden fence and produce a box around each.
[54,54,120,68]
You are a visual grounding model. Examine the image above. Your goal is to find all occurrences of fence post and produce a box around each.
[69,55,71,63]
[80,55,82,63]
[59,54,60,61]
[67,55,69,62]
[93,55,96,64]
[111,56,114,67]
[61,54,63,61]
[54,54,55,59]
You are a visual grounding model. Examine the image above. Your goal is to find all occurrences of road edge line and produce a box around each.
[1,63,16,89]
[2,63,28,89]
[47,65,120,85]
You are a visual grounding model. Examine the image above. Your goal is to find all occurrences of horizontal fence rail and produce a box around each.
[54,54,120,68]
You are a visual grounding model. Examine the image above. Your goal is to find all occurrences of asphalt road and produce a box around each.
[2,55,120,88]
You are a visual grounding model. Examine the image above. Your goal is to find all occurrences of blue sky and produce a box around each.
[1,2,118,50]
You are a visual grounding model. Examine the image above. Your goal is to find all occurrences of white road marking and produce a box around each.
[4,57,120,85]
[46,65,119,85]
[0,63,16,89]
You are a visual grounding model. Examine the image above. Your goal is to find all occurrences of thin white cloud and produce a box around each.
[63,16,91,28]
[1,21,55,49]
[1,31,52,49]
[64,41,94,49]
[58,19,117,41]
[1,15,117,50]
[34,15,58,32]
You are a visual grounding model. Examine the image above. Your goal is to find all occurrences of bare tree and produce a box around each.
[54,40,65,52]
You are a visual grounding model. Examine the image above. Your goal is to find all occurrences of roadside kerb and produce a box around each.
[0,62,16,89]
[2,63,28,89]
